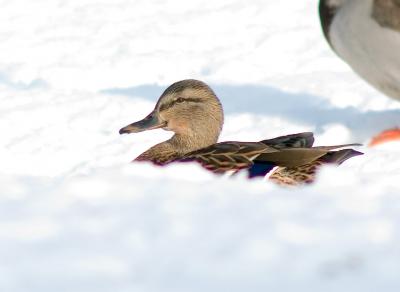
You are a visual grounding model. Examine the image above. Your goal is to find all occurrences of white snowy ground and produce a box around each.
[1,0,400,291]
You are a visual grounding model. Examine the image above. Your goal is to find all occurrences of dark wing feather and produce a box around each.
[248,132,315,178]
[256,148,331,168]
[261,132,314,148]
[180,139,363,175]
[181,141,278,173]
[255,144,362,168]
[318,149,363,164]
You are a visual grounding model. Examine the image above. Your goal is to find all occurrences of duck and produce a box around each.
[119,79,362,185]
[319,0,400,146]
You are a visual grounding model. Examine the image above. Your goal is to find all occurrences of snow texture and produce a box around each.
[0,0,399,291]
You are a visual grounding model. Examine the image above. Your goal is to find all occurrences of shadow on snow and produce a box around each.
[102,83,400,141]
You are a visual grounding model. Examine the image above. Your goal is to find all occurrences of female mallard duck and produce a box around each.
[319,0,400,146]
[120,79,362,185]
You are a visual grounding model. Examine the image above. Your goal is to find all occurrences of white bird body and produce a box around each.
[322,0,400,100]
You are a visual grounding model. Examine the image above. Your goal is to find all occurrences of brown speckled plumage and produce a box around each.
[120,79,363,186]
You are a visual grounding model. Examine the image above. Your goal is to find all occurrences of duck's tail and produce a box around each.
[268,148,363,186]
[319,149,364,164]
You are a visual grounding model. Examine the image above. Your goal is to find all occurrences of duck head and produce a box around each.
[119,79,224,151]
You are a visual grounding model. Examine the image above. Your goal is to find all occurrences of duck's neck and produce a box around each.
[168,131,219,154]
[135,131,220,165]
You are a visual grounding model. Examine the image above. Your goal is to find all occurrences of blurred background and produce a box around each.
[0,0,399,291]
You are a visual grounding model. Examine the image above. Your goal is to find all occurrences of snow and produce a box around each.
[0,0,400,291]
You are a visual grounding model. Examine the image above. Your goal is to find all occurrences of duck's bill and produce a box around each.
[119,112,166,134]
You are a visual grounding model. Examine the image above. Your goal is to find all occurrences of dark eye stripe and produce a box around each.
[184,97,202,103]
[159,97,202,111]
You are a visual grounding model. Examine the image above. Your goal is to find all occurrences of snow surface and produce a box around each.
[0,0,400,291]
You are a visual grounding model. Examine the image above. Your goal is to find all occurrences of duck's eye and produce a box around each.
[176,97,185,103]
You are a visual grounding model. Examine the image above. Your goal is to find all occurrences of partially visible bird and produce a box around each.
[120,79,362,186]
[319,0,400,146]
